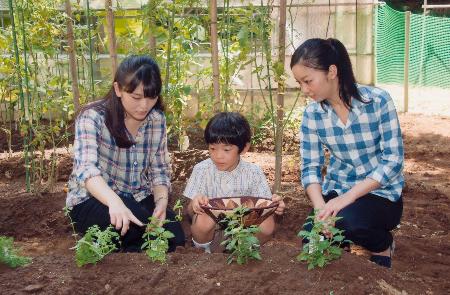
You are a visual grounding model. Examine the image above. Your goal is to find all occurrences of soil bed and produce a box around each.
[0,113,449,294]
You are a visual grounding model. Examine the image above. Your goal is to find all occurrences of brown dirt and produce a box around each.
[0,113,449,294]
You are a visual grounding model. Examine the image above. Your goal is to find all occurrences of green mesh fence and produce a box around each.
[376,4,450,88]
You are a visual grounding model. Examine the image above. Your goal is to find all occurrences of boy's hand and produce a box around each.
[192,195,209,214]
[272,194,285,215]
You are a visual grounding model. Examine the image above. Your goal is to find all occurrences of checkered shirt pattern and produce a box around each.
[183,158,272,200]
[66,107,171,208]
[300,85,404,201]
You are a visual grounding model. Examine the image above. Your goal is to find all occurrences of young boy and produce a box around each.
[183,112,285,253]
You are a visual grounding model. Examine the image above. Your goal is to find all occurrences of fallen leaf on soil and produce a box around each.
[377,279,408,295]
[23,284,44,292]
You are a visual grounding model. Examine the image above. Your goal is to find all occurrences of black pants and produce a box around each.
[69,195,185,252]
[303,191,403,253]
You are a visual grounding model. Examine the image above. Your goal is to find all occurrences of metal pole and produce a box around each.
[418,0,427,87]
[404,11,411,112]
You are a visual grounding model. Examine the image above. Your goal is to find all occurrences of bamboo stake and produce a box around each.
[85,0,95,100]
[148,0,157,57]
[274,0,286,193]
[105,0,118,73]
[164,7,175,96]
[223,0,230,110]
[210,0,220,111]
[65,0,81,111]
[18,1,31,120]
[7,0,30,190]
[18,0,34,190]
[261,1,276,136]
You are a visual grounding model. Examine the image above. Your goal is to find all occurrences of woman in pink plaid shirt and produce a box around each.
[66,55,185,252]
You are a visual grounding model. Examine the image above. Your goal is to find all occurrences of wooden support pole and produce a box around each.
[65,0,80,111]
[210,0,221,111]
[105,0,118,73]
[274,0,287,193]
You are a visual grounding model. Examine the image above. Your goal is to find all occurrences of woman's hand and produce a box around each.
[272,194,285,215]
[153,197,168,222]
[192,195,209,214]
[317,194,354,221]
[108,198,144,236]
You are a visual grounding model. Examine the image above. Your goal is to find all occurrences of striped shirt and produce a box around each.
[183,158,272,200]
[300,85,404,202]
[66,106,171,208]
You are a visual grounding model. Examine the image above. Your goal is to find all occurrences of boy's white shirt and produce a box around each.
[183,158,272,199]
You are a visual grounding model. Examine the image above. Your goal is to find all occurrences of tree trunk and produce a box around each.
[64,0,80,111]
[274,0,287,194]
[105,0,118,73]
[210,0,220,111]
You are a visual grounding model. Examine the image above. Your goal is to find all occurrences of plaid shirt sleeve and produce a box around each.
[72,109,102,186]
[300,107,325,189]
[149,114,171,189]
[367,92,404,186]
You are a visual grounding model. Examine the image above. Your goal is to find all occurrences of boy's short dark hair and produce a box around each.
[204,112,251,152]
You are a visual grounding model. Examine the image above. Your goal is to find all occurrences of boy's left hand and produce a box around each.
[272,194,285,215]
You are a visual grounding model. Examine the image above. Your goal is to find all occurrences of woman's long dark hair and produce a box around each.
[81,55,164,148]
[290,38,365,109]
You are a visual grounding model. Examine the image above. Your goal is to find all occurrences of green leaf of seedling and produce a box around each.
[251,251,262,260]
[329,246,342,255]
[297,230,310,238]
[333,235,344,242]
[318,256,326,267]
[162,231,175,239]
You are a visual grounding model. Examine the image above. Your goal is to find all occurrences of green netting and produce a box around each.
[376,4,450,88]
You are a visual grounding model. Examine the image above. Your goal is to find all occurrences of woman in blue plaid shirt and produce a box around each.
[66,55,185,252]
[291,38,404,268]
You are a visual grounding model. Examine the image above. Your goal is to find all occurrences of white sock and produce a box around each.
[192,238,212,254]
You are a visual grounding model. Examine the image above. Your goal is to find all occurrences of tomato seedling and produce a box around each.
[74,225,120,267]
[297,212,350,270]
[141,216,175,263]
[221,206,261,265]
[173,199,183,222]
[0,236,31,268]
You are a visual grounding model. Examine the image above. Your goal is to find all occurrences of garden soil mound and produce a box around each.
[0,113,449,294]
